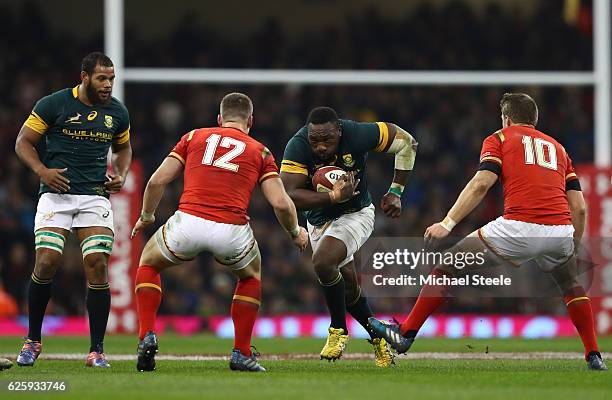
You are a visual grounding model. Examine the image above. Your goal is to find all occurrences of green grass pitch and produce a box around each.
[0,335,610,399]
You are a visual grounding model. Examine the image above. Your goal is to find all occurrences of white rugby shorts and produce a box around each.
[155,210,259,270]
[478,216,575,271]
[34,193,114,232]
[307,204,375,268]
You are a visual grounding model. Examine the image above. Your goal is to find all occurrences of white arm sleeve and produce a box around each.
[386,130,417,170]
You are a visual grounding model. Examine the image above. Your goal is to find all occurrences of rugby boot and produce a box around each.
[368,317,414,354]
[369,337,395,367]
[320,327,349,361]
[137,331,159,372]
[16,338,42,367]
[86,351,111,368]
[587,351,608,371]
[229,348,266,372]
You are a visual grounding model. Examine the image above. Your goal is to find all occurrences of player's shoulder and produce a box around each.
[286,125,310,148]
[39,87,73,105]
[109,96,129,116]
[484,128,507,142]
[534,129,562,145]
[291,125,309,140]
[339,118,358,131]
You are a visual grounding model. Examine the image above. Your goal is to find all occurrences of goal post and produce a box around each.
[104,0,610,167]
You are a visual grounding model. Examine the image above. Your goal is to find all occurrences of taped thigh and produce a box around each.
[154,224,195,264]
[215,239,260,271]
[35,230,66,255]
[80,234,114,259]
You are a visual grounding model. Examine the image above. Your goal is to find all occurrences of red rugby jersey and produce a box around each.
[169,127,278,225]
[479,125,578,225]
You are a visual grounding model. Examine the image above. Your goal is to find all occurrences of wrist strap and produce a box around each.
[289,226,300,238]
[141,211,155,222]
[387,182,404,198]
[440,215,457,232]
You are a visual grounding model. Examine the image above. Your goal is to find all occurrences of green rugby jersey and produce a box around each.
[281,119,390,226]
[24,86,130,197]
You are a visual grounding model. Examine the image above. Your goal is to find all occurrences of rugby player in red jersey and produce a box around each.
[130,93,308,372]
[369,93,606,370]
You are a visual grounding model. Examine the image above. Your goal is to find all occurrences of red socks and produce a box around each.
[135,265,162,340]
[400,268,450,336]
[231,277,261,356]
[564,287,598,359]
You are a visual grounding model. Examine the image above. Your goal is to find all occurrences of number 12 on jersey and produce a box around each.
[201,134,246,172]
[521,135,557,170]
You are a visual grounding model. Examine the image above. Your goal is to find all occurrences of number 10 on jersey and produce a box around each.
[201,134,246,172]
[522,135,557,170]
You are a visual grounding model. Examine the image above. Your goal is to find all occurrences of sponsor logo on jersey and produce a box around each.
[104,115,113,128]
[65,113,82,124]
[62,128,113,142]
[87,111,98,121]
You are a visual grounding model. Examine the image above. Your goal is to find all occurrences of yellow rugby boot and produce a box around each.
[369,337,395,368]
[320,328,349,361]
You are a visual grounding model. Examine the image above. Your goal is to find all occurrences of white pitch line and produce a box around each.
[0,352,608,361]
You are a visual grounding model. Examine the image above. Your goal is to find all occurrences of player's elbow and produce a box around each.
[14,134,26,154]
[571,202,587,218]
[147,173,168,188]
[567,191,587,219]
[272,195,293,213]
[470,178,491,195]
[271,194,294,214]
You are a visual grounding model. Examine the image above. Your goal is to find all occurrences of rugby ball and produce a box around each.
[312,166,346,193]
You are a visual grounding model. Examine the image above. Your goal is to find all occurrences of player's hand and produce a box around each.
[424,222,451,246]
[131,215,155,238]
[292,226,309,251]
[105,174,125,194]
[380,192,402,219]
[332,172,360,203]
[38,167,70,193]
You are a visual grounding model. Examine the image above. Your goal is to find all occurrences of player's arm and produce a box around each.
[107,109,133,193]
[15,122,70,193]
[260,177,308,251]
[425,132,502,242]
[375,122,418,219]
[565,152,586,251]
[424,170,498,243]
[280,171,358,209]
[106,140,133,193]
[280,138,356,209]
[131,157,184,238]
[567,189,586,251]
[280,172,331,208]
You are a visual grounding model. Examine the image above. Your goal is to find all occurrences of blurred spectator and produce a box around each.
[0,283,18,318]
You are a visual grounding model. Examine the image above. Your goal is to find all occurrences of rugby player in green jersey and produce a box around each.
[280,107,417,366]
[14,52,132,368]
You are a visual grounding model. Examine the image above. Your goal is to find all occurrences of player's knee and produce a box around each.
[139,237,170,268]
[312,255,339,283]
[84,255,109,283]
[34,252,60,279]
[236,265,260,281]
[233,250,261,281]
